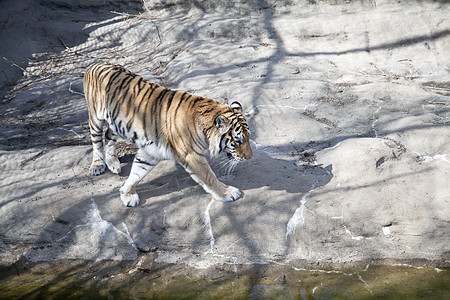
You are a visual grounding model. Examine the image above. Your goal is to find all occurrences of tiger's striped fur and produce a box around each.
[84,62,252,207]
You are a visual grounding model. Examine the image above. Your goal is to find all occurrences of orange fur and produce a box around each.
[84,62,252,206]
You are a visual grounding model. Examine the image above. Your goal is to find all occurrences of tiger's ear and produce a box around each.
[230,101,243,113]
[215,114,230,131]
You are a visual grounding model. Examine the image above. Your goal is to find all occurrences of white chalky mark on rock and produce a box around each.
[51,199,137,252]
[423,154,449,164]
[437,193,450,200]
[320,142,342,152]
[412,152,450,164]
[371,105,382,138]
[343,225,373,241]
[204,199,215,254]
[57,128,81,138]
[382,226,391,236]
[53,224,87,244]
[344,225,353,236]
[269,259,355,275]
[121,222,138,250]
[271,260,372,295]
[128,258,144,275]
[68,82,85,96]
[357,274,373,294]
[363,264,370,272]
[286,184,316,239]
[201,199,239,268]
[88,199,138,249]
[162,209,167,226]
[250,139,286,156]
[303,102,317,111]
[89,200,111,241]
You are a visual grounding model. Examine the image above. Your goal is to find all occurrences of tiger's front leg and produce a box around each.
[182,154,241,202]
[120,149,158,207]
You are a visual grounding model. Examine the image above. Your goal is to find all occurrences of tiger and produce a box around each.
[83,62,252,207]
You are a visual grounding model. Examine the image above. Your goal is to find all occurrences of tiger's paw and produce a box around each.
[120,188,140,207]
[90,163,106,176]
[106,157,121,174]
[214,186,241,202]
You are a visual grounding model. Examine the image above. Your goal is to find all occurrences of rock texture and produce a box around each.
[0,0,449,268]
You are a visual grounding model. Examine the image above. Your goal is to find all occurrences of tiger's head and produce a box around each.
[214,101,253,162]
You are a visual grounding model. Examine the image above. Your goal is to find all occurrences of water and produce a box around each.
[0,260,448,299]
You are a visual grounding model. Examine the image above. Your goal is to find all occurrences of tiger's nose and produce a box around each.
[243,144,253,160]
[246,150,253,160]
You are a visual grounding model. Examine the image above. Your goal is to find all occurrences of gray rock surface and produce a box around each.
[0,0,449,268]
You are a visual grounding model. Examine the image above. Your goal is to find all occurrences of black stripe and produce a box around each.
[108,70,122,87]
[155,88,169,108]
[205,124,215,135]
[190,129,205,150]
[110,74,130,98]
[138,86,153,111]
[99,66,117,82]
[112,77,134,117]
[190,96,202,109]
[132,131,138,143]
[173,92,187,116]
[150,89,162,129]
[105,131,117,142]
[90,121,102,132]
[153,89,169,142]
[124,93,134,117]
[136,77,143,91]
[230,116,239,128]
[135,157,153,166]
[203,107,215,114]
[126,114,134,132]
[97,66,112,82]
[154,123,159,143]
[111,75,134,100]
[191,148,203,156]
[165,90,176,114]
[111,100,121,119]
[117,120,123,134]
[142,88,157,134]
[182,92,192,103]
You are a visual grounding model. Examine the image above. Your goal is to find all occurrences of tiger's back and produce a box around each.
[84,62,252,206]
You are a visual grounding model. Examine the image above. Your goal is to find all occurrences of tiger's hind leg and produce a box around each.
[89,118,106,175]
[104,127,121,174]
[120,148,158,207]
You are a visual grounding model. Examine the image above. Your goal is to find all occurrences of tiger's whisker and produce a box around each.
[226,159,239,175]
